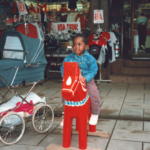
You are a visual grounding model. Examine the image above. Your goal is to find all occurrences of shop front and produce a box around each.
[110,0,150,60]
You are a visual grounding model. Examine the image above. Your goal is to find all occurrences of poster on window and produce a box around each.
[94,10,104,23]
[16,0,28,15]
[52,22,81,32]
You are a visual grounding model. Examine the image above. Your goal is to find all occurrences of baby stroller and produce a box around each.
[0,31,54,145]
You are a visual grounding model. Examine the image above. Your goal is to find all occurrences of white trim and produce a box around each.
[31,40,41,63]
[11,67,19,86]
[62,88,74,96]
[33,43,44,63]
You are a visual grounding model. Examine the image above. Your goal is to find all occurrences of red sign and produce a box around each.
[94,10,104,23]
[53,22,81,32]
[16,0,27,15]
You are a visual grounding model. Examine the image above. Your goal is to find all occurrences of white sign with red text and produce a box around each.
[52,22,81,32]
[16,0,28,15]
[94,10,104,23]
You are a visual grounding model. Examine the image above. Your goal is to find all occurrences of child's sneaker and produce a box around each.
[60,112,64,126]
[89,114,98,125]
[60,119,64,126]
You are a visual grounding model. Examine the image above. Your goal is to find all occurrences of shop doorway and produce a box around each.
[132,0,150,59]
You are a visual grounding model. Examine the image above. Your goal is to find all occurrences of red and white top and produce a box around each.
[16,24,38,39]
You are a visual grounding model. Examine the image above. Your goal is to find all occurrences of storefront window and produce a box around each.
[109,0,123,58]
[110,0,132,59]
[123,0,131,58]
[46,0,90,34]
[133,1,150,59]
[44,0,91,55]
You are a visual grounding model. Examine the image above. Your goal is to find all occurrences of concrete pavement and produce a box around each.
[0,80,150,150]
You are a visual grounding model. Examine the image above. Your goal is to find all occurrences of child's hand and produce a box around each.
[82,77,86,87]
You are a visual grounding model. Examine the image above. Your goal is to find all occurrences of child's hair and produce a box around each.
[73,33,88,45]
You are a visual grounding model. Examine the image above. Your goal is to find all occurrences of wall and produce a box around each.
[90,0,109,32]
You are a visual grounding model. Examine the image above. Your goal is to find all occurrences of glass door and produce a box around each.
[123,0,132,59]
[132,0,150,59]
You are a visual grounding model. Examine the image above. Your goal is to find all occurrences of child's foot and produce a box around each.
[60,112,64,126]
[60,119,63,126]
[89,114,98,125]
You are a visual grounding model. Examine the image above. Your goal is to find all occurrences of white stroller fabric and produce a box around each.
[0,92,46,125]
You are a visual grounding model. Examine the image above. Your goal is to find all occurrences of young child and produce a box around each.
[60,33,100,125]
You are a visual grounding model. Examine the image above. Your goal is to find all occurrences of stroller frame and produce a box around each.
[0,75,54,145]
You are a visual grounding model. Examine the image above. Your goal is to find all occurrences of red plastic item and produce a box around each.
[62,62,95,150]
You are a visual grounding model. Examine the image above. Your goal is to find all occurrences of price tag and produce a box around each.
[16,0,28,15]
[94,10,104,23]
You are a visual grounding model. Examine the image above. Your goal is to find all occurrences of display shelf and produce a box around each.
[45,53,70,57]
[48,70,61,73]
[0,2,9,4]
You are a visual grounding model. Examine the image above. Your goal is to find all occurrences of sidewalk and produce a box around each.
[0,80,150,150]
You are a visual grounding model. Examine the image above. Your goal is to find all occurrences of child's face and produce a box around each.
[73,37,88,56]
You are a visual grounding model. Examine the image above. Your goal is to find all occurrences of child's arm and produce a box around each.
[60,58,67,78]
[84,58,98,83]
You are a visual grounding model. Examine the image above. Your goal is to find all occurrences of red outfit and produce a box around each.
[100,31,110,40]
[16,24,38,38]
[88,35,107,46]
[75,14,88,29]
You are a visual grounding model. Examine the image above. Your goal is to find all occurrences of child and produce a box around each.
[60,33,100,125]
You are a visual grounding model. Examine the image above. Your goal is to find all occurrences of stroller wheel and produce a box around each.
[0,112,25,145]
[32,104,54,133]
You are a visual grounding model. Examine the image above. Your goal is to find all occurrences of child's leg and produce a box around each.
[62,97,65,107]
[86,79,100,115]
[60,97,65,126]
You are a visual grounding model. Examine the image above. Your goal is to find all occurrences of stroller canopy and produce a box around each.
[0,30,47,70]
[0,31,47,87]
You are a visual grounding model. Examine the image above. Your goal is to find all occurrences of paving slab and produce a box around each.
[145,93,150,99]
[54,103,64,112]
[43,80,62,88]
[107,90,126,97]
[144,122,150,132]
[119,108,143,119]
[145,98,150,103]
[98,87,111,92]
[53,117,77,126]
[97,83,114,88]
[126,92,144,96]
[145,85,150,90]
[107,140,142,150]
[101,96,124,102]
[144,109,150,119]
[38,88,60,99]
[115,120,143,130]
[32,85,48,95]
[123,102,150,109]
[128,84,144,90]
[99,91,109,98]
[47,91,62,104]
[39,133,108,150]
[143,143,150,150]
[100,102,122,117]
[112,129,150,142]
[124,97,144,103]
[48,103,61,110]
[0,145,45,150]
[96,119,116,134]
[14,124,57,146]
